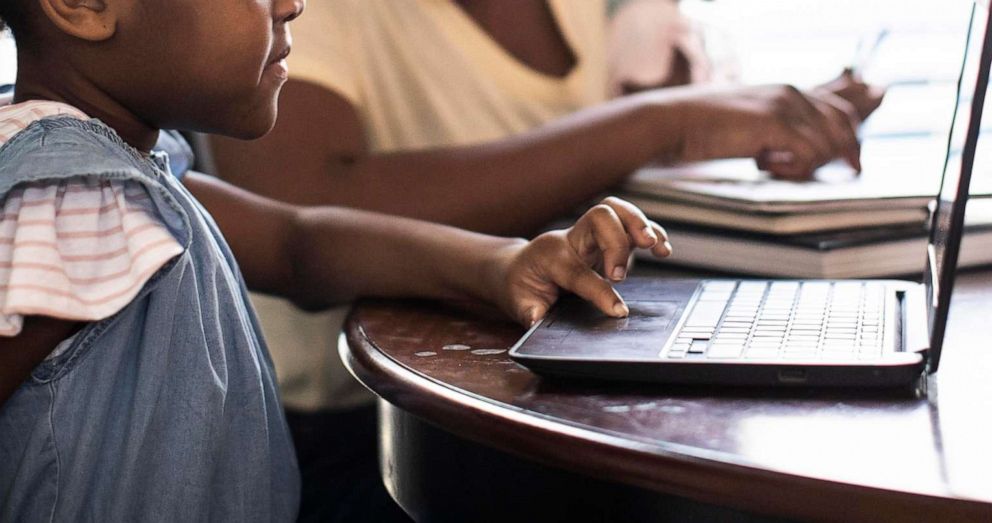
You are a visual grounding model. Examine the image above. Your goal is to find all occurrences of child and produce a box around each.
[0,0,670,520]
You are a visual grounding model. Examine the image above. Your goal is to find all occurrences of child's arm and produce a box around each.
[186,173,669,324]
[0,319,81,406]
[0,172,664,408]
[0,175,182,408]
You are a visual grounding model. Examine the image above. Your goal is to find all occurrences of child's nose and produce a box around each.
[276,0,305,24]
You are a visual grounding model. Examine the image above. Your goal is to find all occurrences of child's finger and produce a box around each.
[596,199,673,259]
[551,256,629,318]
[567,204,632,281]
[598,197,661,249]
[648,221,673,257]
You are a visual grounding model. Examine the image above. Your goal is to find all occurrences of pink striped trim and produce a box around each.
[0,101,87,144]
[0,305,108,323]
[16,199,119,213]
[6,184,147,198]
[2,215,144,229]
[0,237,180,285]
[0,230,175,262]
[0,220,162,243]
[0,262,170,307]
[0,230,172,260]
[0,195,153,222]
[60,247,140,263]
[6,182,146,194]
[0,101,186,328]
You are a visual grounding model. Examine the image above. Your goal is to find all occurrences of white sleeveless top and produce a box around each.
[288,0,608,152]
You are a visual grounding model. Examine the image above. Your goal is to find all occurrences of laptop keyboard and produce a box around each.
[663,281,888,361]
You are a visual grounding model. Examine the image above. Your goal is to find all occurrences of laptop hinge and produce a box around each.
[900,286,931,364]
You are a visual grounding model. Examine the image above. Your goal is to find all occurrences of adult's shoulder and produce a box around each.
[291,0,366,35]
[287,0,375,106]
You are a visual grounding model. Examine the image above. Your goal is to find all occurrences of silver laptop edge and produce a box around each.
[924,0,992,372]
[658,0,992,373]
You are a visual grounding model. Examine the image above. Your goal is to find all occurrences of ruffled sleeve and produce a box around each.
[0,178,184,336]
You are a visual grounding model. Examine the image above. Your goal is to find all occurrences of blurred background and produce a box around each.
[0,0,974,87]
[0,0,979,178]
[2,0,973,132]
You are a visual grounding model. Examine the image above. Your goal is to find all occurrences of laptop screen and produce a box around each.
[925,0,992,372]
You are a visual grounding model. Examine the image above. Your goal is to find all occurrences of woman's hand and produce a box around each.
[665,83,865,180]
[485,197,672,327]
[814,69,886,122]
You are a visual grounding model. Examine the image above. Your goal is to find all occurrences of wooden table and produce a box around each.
[343,268,992,522]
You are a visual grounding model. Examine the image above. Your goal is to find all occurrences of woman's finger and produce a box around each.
[784,94,836,166]
[759,122,823,180]
[811,90,863,172]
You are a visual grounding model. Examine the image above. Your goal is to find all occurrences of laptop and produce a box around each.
[509,1,992,388]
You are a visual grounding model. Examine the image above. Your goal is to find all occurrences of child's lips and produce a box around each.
[265,58,290,81]
[265,45,291,80]
[268,45,291,65]
[264,46,291,80]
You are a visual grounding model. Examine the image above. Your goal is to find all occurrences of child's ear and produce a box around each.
[38,0,117,41]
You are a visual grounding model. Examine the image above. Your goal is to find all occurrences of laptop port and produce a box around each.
[778,369,808,383]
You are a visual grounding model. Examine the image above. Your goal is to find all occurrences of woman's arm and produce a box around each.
[210,80,685,237]
[210,79,864,237]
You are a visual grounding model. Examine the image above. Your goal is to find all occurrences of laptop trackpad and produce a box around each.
[526,299,682,360]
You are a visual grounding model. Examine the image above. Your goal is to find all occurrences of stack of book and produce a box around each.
[619,146,992,278]
[617,0,992,278]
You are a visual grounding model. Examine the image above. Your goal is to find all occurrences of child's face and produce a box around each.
[90,0,304,139]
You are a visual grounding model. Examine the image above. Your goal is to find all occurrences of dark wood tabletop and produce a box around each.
[343,266,992,522]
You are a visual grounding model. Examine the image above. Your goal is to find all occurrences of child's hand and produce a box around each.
[488,197,672,327]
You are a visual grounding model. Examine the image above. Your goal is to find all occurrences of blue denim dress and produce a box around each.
[0,119,300,521]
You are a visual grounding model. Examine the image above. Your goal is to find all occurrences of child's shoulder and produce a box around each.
[0,101,187,338]
[0,101,149,193]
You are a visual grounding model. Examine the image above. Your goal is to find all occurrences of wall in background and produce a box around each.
[1,34,14,85]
